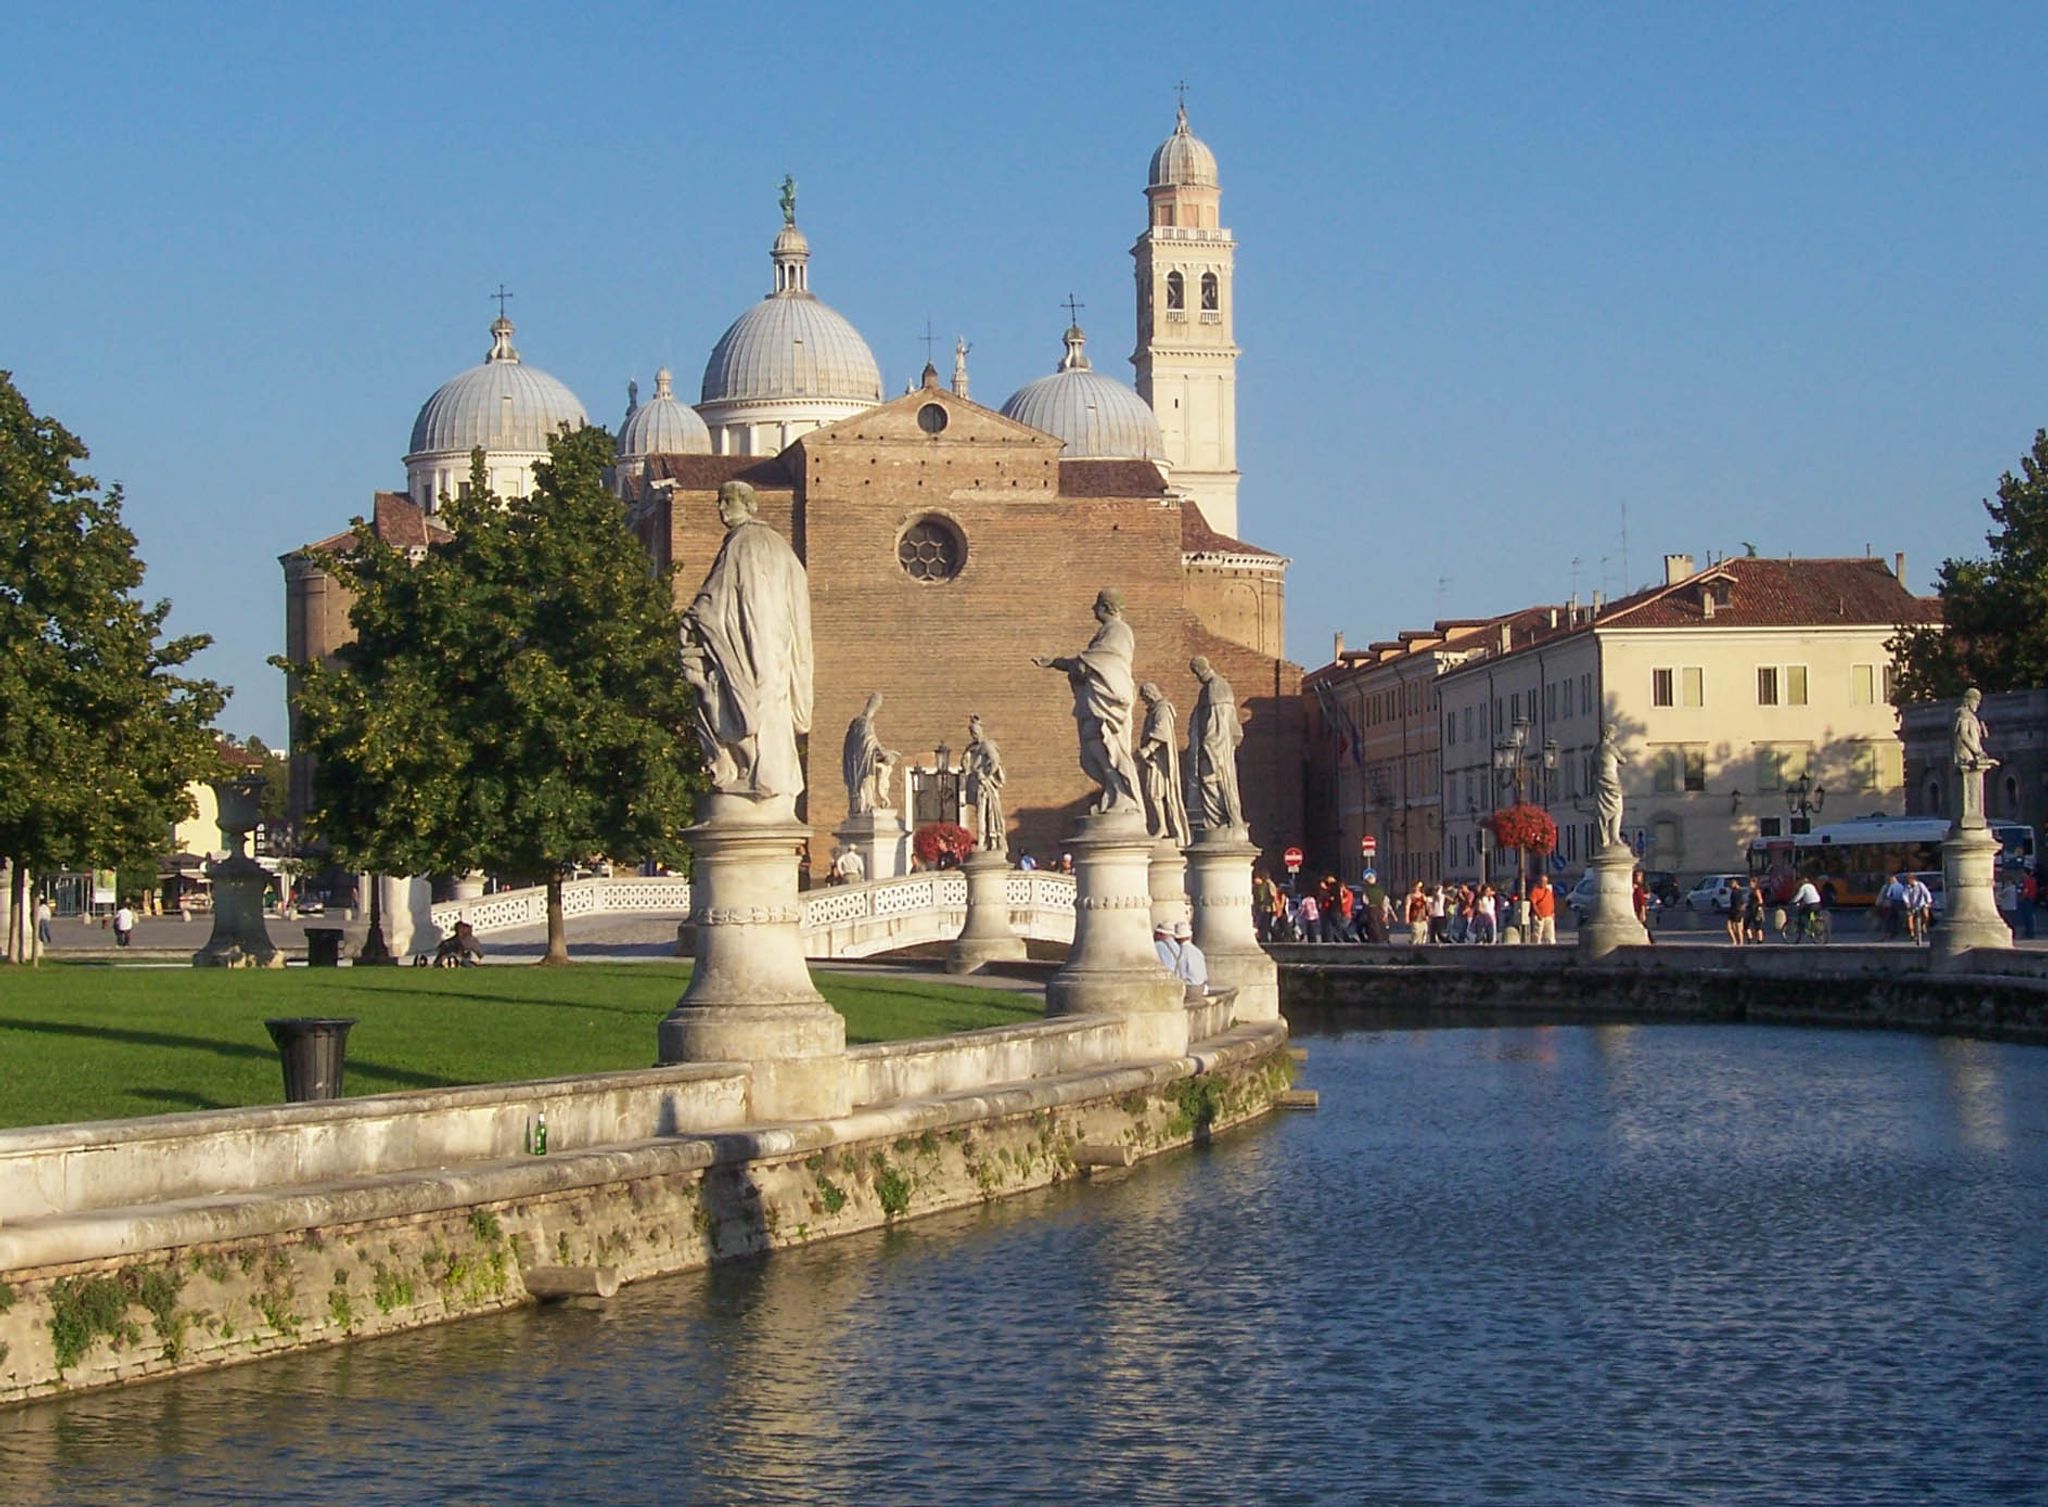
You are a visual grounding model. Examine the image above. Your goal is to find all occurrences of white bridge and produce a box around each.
[429,871,1078,960]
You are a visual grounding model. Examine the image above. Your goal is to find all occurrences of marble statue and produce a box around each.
[1137,683,1191,847]
[679,481,814,803]
[1953,687,1998,827]
[841,692,898,815]
[1033,589,1140,815]
[779,174,797,225]
[1186,656,1244,832]
[1594,723,1627,850]
[963,715,1007,852]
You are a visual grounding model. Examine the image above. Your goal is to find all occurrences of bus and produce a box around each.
[1746,816,2036,907]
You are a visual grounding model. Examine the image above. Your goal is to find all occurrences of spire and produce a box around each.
[653,367,674,401]
[1059,324,1092,373]
[952,336,971,400]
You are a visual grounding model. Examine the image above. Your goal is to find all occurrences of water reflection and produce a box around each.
[3,1025,2046,1505]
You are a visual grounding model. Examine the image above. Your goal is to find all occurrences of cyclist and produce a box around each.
[1903,873,1934,945]
[1789,878,1825,943]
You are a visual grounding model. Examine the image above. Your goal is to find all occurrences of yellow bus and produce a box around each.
[1746,817,2035,907]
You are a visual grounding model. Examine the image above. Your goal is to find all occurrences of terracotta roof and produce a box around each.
[291,493,449,557]
[1601,556,1941,629]
[1179,502,1283,560]
[639,453,792,491]
[1056,458,1170,498]
[215,737,266,771]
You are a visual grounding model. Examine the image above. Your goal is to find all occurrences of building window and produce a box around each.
[1462,707,1472,743]
[1757,667,1778,706]
[1684,746,1707,792]
[1787,665,1808,705]
[1883,664,1897,703]
[1759,816,1783,837]
[1653,668,1674,707]
[1546,684,1557,721]
[1581,672,1594,717]
[896,515,966,583]
[1200,271,1219,310]
[1166,272,1185,311]
[1683,667,1704,707]
[1654,748,1682,793]
[1851,664,1876,705]
[1853,743,1880,792]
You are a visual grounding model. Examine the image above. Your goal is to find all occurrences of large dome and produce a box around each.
[1149,104,1218,189]
[407,317,588,458]
[700,294,882,407]
[1000,325,1165,462]
[619,367,711,457]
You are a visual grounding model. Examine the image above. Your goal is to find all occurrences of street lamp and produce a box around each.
[1786,770,1826,833]
[1490,716,1560,886]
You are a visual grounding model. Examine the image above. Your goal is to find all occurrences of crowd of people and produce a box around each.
[1251,870,1564,946]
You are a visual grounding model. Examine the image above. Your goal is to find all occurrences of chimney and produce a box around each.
[1498,623,1513,653]
[1702,592,1716,620]
[1591,590,1604,614]
[1894,551,1907,583]
[1663,553,1695,585]
[1334,630,1346,659]
[1548,607,1558,629]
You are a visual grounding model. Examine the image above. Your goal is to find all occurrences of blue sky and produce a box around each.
[5,2,2044,746]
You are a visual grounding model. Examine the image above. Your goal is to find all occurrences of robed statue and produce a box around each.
[679,481,814,805]
[1033,589,1141,815]
[1137,682,1191,847]
[1594,723,1627,850]
[1953,686,1998,828]
[1186,656,1244,833]
[963,715,1007,852]
[841,691,898,815]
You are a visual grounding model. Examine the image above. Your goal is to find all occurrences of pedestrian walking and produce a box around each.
[35,897,53,947]
[112,901,136,948]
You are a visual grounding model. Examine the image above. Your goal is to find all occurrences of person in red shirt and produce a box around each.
[1527,873,1557,945]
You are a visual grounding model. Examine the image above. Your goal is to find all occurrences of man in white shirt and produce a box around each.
[1154,922,1181,973]
[1903,875,1934,944]
[1172,921,1208,992]
[112,902,136,948]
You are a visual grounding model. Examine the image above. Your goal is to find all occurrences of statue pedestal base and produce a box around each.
[948,849,1026,974]
[1575,842,1649,961]
[1185,827,1279,1022]
[1932,822,2013,968]
[835,809,909,883]
[193,856,284,968]
[1148,838,1190,931]
[1047,811,1188,1059]
[658,808,848,1121]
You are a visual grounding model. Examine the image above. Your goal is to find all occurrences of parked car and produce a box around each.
[1643,870,1683,909]
[1683,874,1747,914]
[1565,873,1599,923]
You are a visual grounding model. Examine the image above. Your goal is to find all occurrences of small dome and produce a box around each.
[407,316,588,458]
[1000,325,1165,461]
[1149,104,1218,189]
[619,368,711,457]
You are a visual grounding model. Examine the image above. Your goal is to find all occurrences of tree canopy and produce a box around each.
[1890,428,2048,702]
[0,371,226,960]
[278,427,704,961]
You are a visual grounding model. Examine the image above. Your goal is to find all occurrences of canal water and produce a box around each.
[4,1022,2046,1505]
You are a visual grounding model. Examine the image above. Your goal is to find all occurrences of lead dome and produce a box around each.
[1000,325,1166,462]
[618,368,711,458]
[1149,103,1218,189]
[404,315,588,510]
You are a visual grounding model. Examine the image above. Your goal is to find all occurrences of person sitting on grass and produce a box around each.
[432,920,484,967]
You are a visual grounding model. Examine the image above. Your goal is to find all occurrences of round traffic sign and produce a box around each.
[1283,845,1305,872]
[1361,835,1378,856]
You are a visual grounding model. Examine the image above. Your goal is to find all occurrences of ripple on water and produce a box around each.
[2,1023,2046,1505]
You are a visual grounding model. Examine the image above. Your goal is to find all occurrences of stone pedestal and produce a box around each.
[379,875,435,958]
[1184,827,1279,1022]
[193,778,284,968]
[1574,842,1649,961]
[453,872,487,902]
[1046,811,1188,1059]
[1148,838,1191,931]
[1932,822,2012,967]
[948,848,1026,974]
[835,808,909,882]
[658,799,849,1121]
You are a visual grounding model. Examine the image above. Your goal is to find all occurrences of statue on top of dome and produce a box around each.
[779,174,797,226]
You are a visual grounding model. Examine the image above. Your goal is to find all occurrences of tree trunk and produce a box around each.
[542,873,570,965]
[2,859,17,964]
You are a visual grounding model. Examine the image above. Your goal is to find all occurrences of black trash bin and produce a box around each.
[264,1017,357,1102]
[304,927,345,968]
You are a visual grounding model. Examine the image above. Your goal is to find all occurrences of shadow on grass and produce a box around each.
[328,975,673,1019]
[130,1087,233,1112]
[0,1018,459,1090]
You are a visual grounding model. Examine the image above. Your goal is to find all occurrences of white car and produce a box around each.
[1684,874,1747,913]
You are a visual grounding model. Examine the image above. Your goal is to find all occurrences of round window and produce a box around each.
[897,515,965,583]
[917,402,949,435]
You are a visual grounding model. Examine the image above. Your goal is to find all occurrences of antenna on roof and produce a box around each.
[1435,575,1450,619]
[1568,556,1582,599]
[1620,500,1630,593]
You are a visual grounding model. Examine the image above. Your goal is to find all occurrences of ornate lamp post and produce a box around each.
[1786,770,1826,834]
[1491,716,1560,888]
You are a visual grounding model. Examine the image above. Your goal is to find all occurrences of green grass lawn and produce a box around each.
[0,963,1043,1130]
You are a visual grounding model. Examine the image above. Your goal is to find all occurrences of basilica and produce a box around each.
[283,106,1304,868]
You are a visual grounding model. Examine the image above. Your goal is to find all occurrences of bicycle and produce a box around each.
[1778,905,1831,944]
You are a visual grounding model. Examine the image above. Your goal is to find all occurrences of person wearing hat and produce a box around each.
[1172,920,1208,991]
[1154,921,1182,973]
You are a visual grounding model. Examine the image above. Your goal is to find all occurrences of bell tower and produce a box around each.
[1132,99,1241,537]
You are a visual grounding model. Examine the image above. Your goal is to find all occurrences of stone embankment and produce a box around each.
[0,1009,1289,1407]
[1274,942,2048,1044]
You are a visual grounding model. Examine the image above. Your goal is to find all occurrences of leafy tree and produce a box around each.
[0,371,227,962]
[1890,428,2048,702]
[278,428,704,963]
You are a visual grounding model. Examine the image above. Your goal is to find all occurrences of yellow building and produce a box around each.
[1432,554,1938,886]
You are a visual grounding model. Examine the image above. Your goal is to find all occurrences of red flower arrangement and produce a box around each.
[913,821,975,869]
[1486,803,1558,854]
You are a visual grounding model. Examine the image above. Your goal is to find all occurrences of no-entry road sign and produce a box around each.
[1283,846,1305,873]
